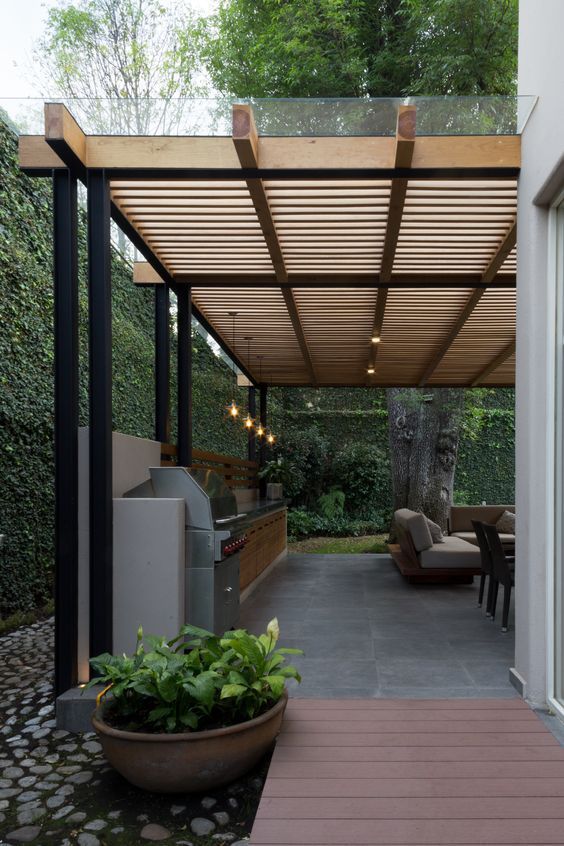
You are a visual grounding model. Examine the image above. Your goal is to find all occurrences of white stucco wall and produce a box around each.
[516,0,564,706]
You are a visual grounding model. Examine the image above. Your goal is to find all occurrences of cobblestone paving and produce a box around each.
[0,619,264,846]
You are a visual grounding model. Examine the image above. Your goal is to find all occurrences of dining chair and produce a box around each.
[481,522,515,632]
[471,519,496,615]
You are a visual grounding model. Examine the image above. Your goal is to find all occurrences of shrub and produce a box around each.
[287,508,387,541]
[318,487,345,519]
[331,442,392,520]
[88,619,302,733]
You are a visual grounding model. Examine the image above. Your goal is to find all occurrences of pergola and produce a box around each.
[19,99,521,694]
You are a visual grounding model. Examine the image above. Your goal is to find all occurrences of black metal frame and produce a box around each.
[259,385,268,497]
[176,285,193,467]
[87,169,113,660]
[53,169,79,696]
[155,284,171,443]
[248,386,257,463]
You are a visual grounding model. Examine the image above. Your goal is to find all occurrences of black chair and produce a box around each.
[481,522,515,632]
[472,519,496,615]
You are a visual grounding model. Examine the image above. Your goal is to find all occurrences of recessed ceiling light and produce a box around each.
[367,366,375,375]
[371,336,381,344]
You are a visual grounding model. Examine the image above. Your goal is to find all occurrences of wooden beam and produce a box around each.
[418,221,517,385]
[471,338,516,386]
[44,103,87,177]
[133,261,165,285]
[172,271,516,287]
[368,106,416,378]
[19,132,521,174]
[232,105,317,385]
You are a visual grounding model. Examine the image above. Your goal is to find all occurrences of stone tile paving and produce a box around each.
[0,619,263,846]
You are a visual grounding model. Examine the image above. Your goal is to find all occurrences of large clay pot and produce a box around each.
[91,690,287,793]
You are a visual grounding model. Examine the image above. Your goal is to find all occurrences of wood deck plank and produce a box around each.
[251,699,564,845]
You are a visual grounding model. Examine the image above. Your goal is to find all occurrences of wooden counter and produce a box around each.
[240,507,287,591]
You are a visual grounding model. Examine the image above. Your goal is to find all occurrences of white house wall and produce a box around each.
[516,0,564,706]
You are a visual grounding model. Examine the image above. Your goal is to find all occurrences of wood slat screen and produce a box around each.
[160,444,258,488]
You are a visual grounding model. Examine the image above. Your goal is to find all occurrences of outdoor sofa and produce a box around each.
[389,507,481,583]
[448,505,515,548]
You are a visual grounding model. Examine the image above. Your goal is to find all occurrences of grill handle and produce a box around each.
[215,513,247,524]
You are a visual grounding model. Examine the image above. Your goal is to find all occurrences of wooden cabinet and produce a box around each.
[239,509,287,591]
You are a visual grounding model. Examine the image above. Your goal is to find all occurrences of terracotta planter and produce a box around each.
[91,690,288,793]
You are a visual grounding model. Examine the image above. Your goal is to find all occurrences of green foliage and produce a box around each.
[258,456,297,486]
[198,0,517,99]
[287,509,387,542]
[331,442,392,520]
[89,619,302,733]
[318,488,345,520]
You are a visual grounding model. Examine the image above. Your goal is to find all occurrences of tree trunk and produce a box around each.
[387,387,463,534]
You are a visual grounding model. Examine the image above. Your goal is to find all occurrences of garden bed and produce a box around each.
[288,534,389,555]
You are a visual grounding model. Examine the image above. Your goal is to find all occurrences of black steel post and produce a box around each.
[248,385,257,463]
[259,385,268,496]
[177,286,192,467]
[87,169,113,659]
[155,284,170,444]
[53,169,79,696]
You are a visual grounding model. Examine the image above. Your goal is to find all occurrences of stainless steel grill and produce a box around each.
[126,466,248,633]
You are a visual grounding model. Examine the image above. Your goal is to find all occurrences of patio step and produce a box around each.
[251,698,564,845]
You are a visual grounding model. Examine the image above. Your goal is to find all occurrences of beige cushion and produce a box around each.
[496,510,516,534]
[394,509,433,552]
[449,505,515,533]
[451,530,515,547]
[424,515,445,544]
[419,536,481,569]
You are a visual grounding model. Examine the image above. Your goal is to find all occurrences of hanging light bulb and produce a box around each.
[256,422,265,439]
[226,311,240,421]
[267,431,276,445]
[243,412,254,430]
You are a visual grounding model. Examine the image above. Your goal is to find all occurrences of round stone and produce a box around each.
[17,806,45,826]
[170,804,186,816]
[111,827,125,835]
[46,794,66,809]
[67,811,87,823]
[68,771,93,785]
[52,804,74,820]
[77,835,100,846]
[108,810,121,819]
[190,818,216,836]
[82,741,102,754]
[140,823,171,841]
[4,766,24,778]
[17,791,41,803]
[201,796,217,810]
[0,787,21,799]
[18,776,37,788]
[84,819,107,831]
[213,811,230,826]
[30,765,51,775]
[4,826,42,843]
[228,797,239,809]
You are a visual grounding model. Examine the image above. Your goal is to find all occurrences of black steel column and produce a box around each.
[177,286,192,467]
[248,385,257,463]
[53,169,79,696]
[155,284,170,444]
[87,169,113,659]
[259,385,268,496]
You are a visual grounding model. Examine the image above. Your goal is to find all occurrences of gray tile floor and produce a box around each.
[237,553,517,699]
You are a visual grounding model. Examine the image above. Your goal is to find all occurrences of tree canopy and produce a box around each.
[198,0,518,98]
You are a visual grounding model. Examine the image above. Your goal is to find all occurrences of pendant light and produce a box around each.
[242,336,255,431]
[255,355,265,439]
[226,311,240,420]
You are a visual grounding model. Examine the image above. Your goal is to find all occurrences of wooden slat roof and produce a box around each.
[25,102,521,388]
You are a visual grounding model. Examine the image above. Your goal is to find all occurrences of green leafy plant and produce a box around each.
[318,487,345,519]
[258,456,296,487]
[87,619,302,734]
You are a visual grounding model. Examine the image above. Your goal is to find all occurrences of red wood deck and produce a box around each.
[251,698,564,845]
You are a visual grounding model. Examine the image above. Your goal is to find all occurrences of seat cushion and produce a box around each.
[449,505,515,533]
[419,536,481,569]
[496,510,516,534]
[451,530,515,547]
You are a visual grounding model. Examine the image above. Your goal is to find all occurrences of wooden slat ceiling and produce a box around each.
[112,176,517,388]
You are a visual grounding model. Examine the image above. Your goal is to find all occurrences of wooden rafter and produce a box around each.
[471,338,516,386]
[418,220,517,386]
[232,104,317,385]
[368,106,416,377]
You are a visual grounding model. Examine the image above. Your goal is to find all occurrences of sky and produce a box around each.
[0,0,216,98]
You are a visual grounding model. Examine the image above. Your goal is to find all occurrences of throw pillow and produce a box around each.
[424,515,445,544]
[496,510,515,534]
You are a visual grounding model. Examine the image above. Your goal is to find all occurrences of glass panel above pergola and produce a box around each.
[16,97,532,388]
